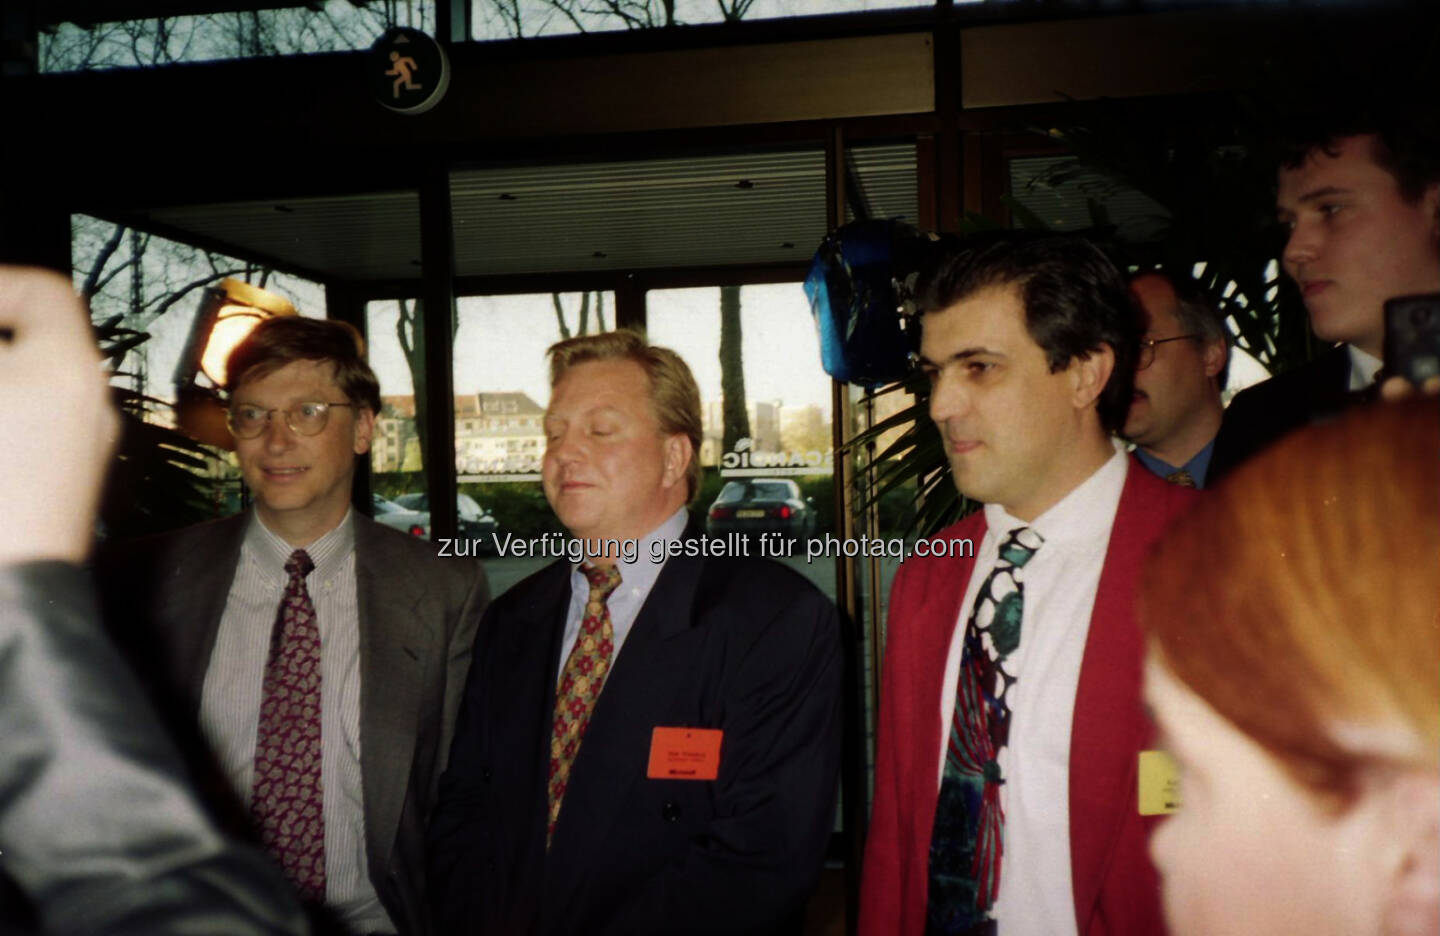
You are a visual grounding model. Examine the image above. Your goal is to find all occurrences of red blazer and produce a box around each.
[860,459,1195,936]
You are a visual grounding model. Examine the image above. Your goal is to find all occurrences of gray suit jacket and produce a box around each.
[97,511,488,936]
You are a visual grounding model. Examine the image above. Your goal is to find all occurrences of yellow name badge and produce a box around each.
[1137,750,1181,816]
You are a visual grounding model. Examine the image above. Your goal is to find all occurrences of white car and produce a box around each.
[372,493,431,539]
[373,492,500,547]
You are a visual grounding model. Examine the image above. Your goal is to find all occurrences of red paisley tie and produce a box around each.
[250,549,325,902]
[547,561,622,846]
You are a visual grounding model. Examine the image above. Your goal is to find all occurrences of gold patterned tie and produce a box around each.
[547,561,622,845]
[1165,469,1197,488]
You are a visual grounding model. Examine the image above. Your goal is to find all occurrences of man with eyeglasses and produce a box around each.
[99,316,489,936]
[1123,270,1229,488]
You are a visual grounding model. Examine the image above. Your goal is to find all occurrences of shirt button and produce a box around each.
[661,800,682,822]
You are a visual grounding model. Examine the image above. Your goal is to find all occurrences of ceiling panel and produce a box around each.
[143,142,918,282]
[846,142,919,225]
[449,148,828,276]
[148,190,423,281]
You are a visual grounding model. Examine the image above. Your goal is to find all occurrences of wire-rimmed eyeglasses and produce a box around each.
[227,401,355,439]
[1137,334,1200,370]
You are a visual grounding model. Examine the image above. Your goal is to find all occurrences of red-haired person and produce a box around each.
[1140,399,1439,936]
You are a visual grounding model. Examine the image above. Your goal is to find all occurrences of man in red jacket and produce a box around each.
[860,232,1194,936]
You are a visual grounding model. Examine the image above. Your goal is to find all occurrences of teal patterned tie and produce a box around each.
[926,526,1044,935]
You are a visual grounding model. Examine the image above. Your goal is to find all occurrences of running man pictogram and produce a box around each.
[386,51,420,98]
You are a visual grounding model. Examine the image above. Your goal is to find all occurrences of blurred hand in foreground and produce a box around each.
[0,266,119,565]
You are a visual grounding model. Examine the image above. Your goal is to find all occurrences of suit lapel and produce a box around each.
[354,517,430,876]
[1068,463,1159,929]
[158,514,248,710]
[543,554,707,908]
[500,559,574,902]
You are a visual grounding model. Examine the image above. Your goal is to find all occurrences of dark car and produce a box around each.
[392,492,500,543]
[705,478,815,541]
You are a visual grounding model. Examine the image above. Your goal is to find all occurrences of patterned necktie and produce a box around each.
[927,526,1044,935]
[547,561,623,845]
[1165,469,1196,488]
[250,549,325,903]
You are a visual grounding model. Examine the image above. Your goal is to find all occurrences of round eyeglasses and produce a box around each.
[227,401,355,439]
[1137,334,1200,370]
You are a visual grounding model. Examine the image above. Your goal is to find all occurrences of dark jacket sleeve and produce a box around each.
[0,562,308,936]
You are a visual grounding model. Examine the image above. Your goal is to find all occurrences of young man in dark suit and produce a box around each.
[100,316,488,935]
[860,233,1194,936]
[429,330,842,936]
[1209,109,1440,481]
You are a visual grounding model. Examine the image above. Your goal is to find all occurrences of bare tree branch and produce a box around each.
[141,269,243,325]
[552,293,573,339]
[397,298,414,358]
[92,255,142,297]
[81,223,128,298]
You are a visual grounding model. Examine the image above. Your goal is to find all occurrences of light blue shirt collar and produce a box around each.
[1134,440,1214,488]
[559,507,690,682]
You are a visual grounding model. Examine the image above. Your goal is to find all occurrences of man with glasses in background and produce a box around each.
[1122,270,1229,488]
[99,316,488,936]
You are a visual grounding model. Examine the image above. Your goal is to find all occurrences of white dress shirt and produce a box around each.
[557,507,689,683]
[1347,343,1383,391]
[199,509,393,935]
[936,444,1129,936]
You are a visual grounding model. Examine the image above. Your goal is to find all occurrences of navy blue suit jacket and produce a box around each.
[428,551,842,936]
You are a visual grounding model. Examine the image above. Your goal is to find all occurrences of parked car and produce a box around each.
[705,478,815,541]
[389,492,501,543]
[372,493,432,539]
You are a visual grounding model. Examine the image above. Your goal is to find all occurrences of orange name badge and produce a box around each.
[647,727,723,780]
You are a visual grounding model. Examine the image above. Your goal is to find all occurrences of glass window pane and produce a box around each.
[75,214,324,535]
[474,0,932,41]
[41,1,435,72]
[452,291,615,598]
[367,298,431,537]
[648,283,835,600]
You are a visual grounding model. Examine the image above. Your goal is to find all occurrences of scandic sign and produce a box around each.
[719,448,835,476]
[453,449,836,478]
